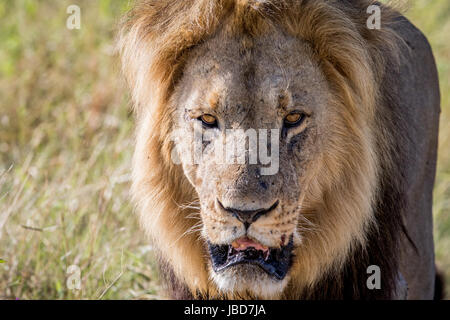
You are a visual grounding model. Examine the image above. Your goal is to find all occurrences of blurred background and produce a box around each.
[0,0,448,299]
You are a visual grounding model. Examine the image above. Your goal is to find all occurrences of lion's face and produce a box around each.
[170,28,333,297]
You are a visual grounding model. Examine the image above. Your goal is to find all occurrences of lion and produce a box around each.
[118,0,441,299]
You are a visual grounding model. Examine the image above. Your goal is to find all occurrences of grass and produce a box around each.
[0,0,449,299]
[0,0,160,300]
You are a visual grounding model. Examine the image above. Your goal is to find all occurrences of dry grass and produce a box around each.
[0,0,161,300]
[0,0,448,299]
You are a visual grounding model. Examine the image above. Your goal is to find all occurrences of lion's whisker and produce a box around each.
[171,221,204,246]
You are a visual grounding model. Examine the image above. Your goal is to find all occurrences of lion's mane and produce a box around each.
[119,0,405,299]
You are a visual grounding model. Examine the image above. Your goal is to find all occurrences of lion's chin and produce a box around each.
[207,235,294,298]
[210,264,290,299]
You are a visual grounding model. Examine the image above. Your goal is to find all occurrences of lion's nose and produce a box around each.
[217,200,279,229]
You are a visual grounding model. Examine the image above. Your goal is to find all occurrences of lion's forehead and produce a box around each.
[177,28,329,119]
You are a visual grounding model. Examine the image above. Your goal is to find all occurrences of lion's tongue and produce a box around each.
[231,237,268,252]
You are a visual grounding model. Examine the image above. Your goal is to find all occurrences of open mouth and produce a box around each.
[208,235,294,280]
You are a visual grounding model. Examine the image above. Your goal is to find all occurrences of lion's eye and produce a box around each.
[284,112,305,127]
[198,114,218,127]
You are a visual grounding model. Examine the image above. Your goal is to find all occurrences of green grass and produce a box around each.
[0,0,449,299]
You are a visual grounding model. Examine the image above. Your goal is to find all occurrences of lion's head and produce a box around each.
[119,0,401,299]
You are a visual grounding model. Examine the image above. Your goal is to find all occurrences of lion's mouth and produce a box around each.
[208,235,294,280]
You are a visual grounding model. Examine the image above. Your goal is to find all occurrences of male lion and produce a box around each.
[119,0,440,299]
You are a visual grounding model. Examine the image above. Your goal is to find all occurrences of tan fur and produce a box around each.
[118,0,401,299]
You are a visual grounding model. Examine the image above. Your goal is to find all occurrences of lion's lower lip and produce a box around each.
[208,235,294,280]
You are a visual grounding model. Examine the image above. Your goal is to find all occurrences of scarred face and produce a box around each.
[170,27,332,297]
